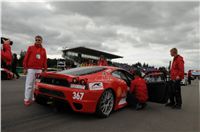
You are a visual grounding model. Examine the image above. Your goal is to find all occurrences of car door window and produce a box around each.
[112,70,131,88]
[112,71,121,79]
[112,70,128,81]
[119,72,128,81]
[123,71,134,82]
[120,70,134,87]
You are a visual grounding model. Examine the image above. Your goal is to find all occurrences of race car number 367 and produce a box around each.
[72,92,84,100]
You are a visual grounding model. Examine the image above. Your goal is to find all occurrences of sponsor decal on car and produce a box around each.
[70,84,85,89]
[89,82,104,90]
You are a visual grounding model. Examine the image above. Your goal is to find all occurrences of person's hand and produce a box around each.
[176,76,180,80]
[23,69,27,75]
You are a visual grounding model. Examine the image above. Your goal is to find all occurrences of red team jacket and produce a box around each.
[1,42,12,65]
[23,44,47,70]
[130,77,148,103]
[170,55,184,80]
[98,59,108,66]
[188,70,192,77]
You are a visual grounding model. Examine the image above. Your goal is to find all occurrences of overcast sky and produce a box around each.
[1,1,199,71]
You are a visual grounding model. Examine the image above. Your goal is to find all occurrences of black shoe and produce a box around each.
[141,103,147,109]
[172,105,182,109]
[136,103,147,110]
[165,103,175,107]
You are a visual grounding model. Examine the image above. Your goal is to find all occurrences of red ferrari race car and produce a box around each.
[34,66,169,118]
[1,68,14,80]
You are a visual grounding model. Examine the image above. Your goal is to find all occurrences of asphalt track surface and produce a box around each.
[1,77,200,132]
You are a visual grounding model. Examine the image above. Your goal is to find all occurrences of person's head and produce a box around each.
[1,37,13,45]
[4,39,11,45]
[170,48,178,57]
[35,35,43,45]
[134,70,142,78]
[100,55,105,60]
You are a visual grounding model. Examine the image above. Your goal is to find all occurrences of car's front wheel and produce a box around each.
[96,89,114,118]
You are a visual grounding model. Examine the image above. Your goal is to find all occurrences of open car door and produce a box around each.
[144,72,169,104]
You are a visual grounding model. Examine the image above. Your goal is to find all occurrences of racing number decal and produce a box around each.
[72,92,84,100]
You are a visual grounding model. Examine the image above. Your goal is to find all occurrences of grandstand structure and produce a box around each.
[61,46,157,73]
[62,46,123,67]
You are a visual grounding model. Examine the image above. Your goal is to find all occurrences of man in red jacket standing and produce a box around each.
[1,38,13,70]
[23,35,47,106]
[126,70,148,110]
[166,48,184,109]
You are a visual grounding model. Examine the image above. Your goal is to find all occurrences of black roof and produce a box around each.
[62,46,123,59]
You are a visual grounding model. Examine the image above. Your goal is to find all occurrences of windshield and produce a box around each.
[57,67,107,76]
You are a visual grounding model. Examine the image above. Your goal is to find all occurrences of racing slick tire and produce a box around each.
[96,89,114,118]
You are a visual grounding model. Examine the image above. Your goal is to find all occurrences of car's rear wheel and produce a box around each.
[96,89,114,118]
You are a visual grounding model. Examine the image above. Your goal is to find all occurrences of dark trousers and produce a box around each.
[12,68,20,78]
[188,77,191,84]
[169,80,182,106]
[126,92,139,108]
[1,60,11,71]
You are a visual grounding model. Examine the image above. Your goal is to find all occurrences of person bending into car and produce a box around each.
[23,35,47,106]
[166,48,184,109]
[126,70,148,110]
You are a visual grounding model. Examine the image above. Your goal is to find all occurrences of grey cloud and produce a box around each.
[52,2,199,29]
[51,1,199,50]
[2,2,118,55]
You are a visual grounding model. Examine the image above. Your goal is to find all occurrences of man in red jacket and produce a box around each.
[23,35,47,106]
[126,70,148,110]
[97,55,108,66]
[166,48,184,109]
[1,38,13,70]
